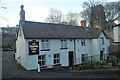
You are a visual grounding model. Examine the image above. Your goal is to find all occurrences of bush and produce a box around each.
[107,56,120,66]
[77,65,83,71]
[77,62,92,70]
[107,63,112,69]
[92,60,100,69]
[99,59,107,65]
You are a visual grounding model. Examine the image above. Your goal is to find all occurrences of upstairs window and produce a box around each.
[41,39,49,50]
[54,53,60,64]
[81,39,86,46]
[61,39,67,49]
[101,37,104,45]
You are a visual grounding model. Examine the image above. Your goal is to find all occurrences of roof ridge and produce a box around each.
[24,20,83,28]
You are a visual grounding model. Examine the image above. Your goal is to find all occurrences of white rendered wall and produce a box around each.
[17,32,110,70]
[75,39,91,64]
[90,39,98,56]
[97,32,110,59]
[16,27,27,69]
[25,39,75,70]
[114,27,120,42]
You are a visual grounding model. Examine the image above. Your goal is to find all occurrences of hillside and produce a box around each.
[2,27,17,50]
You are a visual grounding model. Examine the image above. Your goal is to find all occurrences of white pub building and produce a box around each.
[15,5,110,70]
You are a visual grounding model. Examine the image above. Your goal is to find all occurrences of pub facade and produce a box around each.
[15,5,110,70]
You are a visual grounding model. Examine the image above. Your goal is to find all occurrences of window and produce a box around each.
[54,54,60,64]
[61,39,67,49]
[101,37,104,45]
[41,39,49,50]
[38,55,46,67]
[81,54,88,63]
[81,39,86,46]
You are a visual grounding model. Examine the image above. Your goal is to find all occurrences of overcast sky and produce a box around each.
[0,0,119,27]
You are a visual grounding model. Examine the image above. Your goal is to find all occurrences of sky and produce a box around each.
[0,0,119,27]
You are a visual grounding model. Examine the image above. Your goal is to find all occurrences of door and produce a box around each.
[69,51,73,66]
[100,50,103,60]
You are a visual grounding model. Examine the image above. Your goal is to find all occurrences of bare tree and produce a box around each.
[45,8,63,23]
[81,0,120,29]
[45,8,80,26]
[65,11,80,26]
[104,2,120,29]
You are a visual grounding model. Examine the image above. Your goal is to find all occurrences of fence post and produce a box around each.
[38,64,40,72]
[104,54,105,60]
[72,58,73,70]
[91,56,93,69]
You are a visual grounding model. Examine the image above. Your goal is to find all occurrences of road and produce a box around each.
[2,51,120,78]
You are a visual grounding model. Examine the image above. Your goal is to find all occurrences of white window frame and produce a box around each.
[54,53,60,64]
[41,39,49,50]
[38,55,46,67]
[81,39,86,46]
[81,53,88,63]
[61,39,67,48]
[100,37,104,45]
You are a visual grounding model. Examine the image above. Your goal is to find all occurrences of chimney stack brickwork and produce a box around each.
[81,20,86,28]
[20,5,25,24]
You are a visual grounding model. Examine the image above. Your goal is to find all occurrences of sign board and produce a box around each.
[29,41,39,55]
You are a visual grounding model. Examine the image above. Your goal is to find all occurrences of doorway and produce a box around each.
[69,51,73,66]
[100,50,103,60]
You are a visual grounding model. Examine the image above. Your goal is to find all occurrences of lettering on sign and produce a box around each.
[29,41,39,55]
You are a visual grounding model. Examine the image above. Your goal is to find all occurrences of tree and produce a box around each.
[81,0,120,29]
[81,1,106,29]
[46,9,80,26]
[65,11,80,26]
[45,8,63,23]
[104,2,120,29]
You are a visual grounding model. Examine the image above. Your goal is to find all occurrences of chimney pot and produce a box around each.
[81,20,86,28]
[20,5,25,24]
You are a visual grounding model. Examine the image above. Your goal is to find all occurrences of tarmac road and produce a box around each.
[2,51,120,78]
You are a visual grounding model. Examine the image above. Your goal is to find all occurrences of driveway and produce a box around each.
[2,51,120,78]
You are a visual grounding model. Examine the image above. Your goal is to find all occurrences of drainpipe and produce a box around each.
[74,39,76,66]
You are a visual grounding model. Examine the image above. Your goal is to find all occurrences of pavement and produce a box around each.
[2,51,120,78]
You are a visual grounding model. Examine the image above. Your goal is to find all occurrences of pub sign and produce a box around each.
[29,41,39,55]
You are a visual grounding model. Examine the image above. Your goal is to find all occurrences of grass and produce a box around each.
[70,69,120,75]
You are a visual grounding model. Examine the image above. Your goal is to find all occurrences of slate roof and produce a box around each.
[22,21,109,39]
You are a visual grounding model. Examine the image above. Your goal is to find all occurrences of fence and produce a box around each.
[71,53,120,70]
[75,54,107,66]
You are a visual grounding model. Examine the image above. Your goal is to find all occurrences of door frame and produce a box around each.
[68,51,74,67]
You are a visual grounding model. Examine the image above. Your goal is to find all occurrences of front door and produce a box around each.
[69,51,73,66]
[100,50,103,60]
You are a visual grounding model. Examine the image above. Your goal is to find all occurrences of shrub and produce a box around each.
[107,56,120,66]
[77,62,92,70]
[77,65,84,71]
[107,63,112,69]
[92,60,100,69]
[99,59,107,65]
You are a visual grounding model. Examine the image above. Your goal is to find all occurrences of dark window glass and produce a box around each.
[38,55,45,66]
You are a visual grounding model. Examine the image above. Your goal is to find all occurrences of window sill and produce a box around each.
[60,48,68,50]
[81,45,86,46]
[53,64,61,67]
[40,49,50,51]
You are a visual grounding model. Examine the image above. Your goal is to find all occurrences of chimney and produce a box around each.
[20,5,25,23]
[81,20,86,28]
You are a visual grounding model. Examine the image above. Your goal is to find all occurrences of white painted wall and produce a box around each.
[75,39,91,64]
[97,32,110,59]
[16,31,110,70]
[114,27,120,42]
[16,27,27,69]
